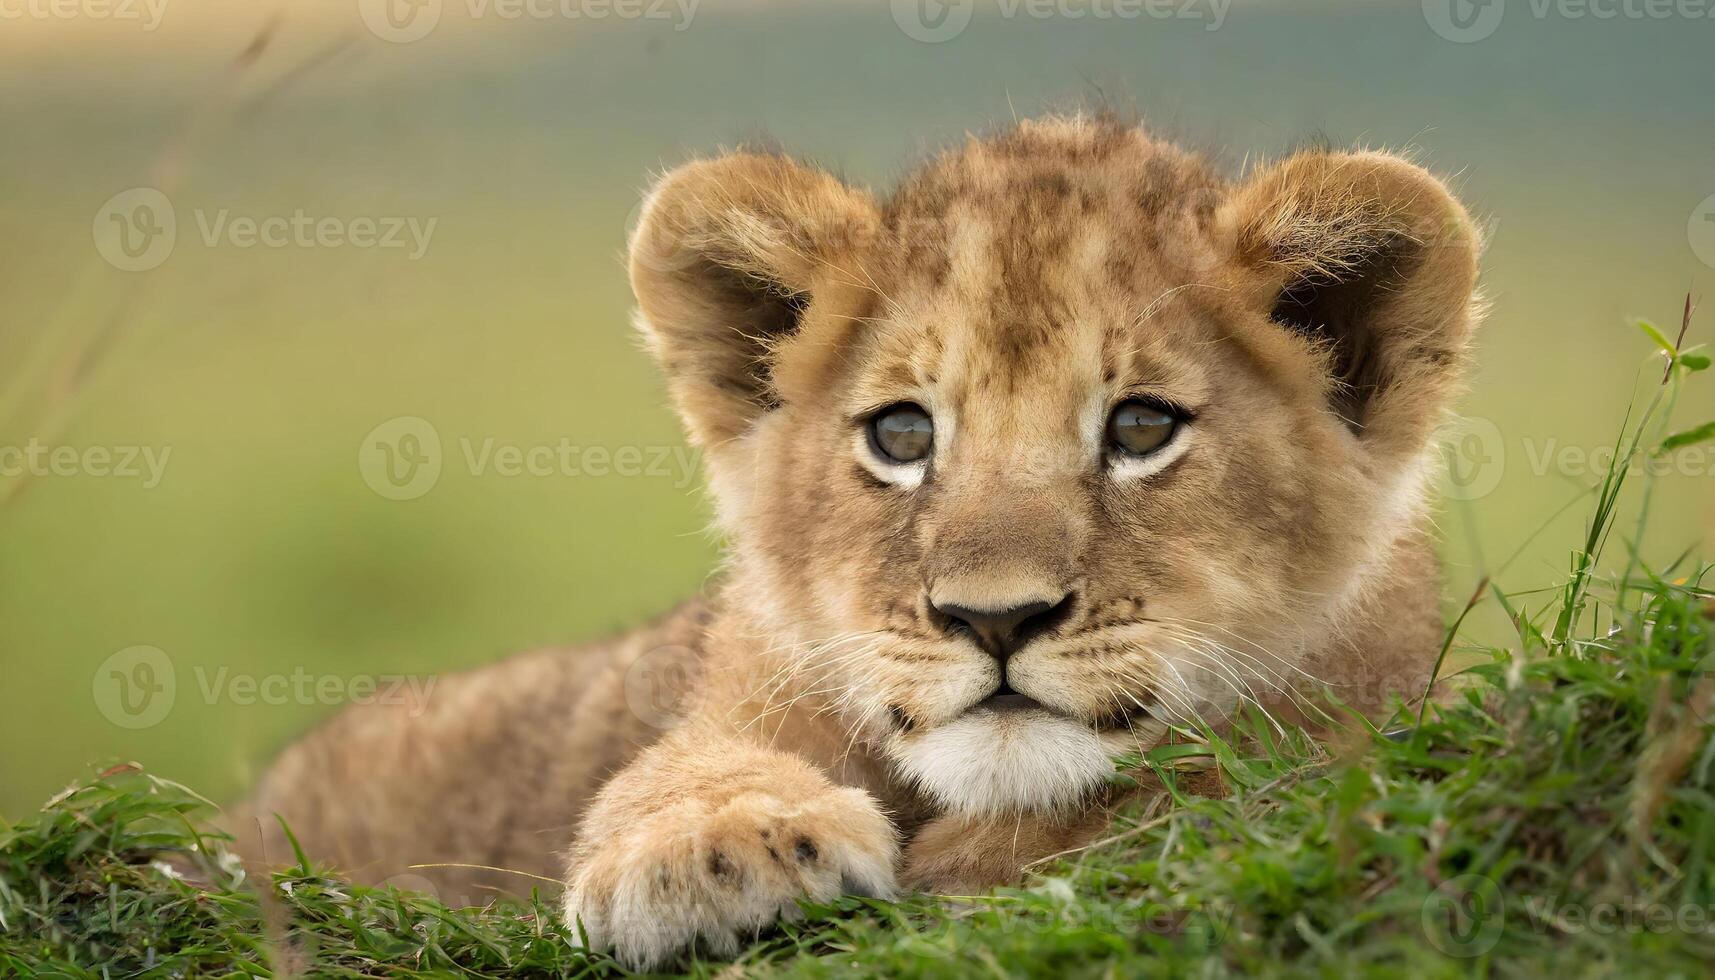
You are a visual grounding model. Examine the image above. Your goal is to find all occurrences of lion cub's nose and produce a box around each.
[930,594,1072,661]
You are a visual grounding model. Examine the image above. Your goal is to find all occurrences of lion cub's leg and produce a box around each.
[901,809,1113,894]
[562,727,898,969]
[902,771,1230,893]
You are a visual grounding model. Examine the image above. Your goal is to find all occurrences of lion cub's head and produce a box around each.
[629,117,1480,817]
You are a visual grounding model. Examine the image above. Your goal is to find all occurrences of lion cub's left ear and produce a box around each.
[629,153,880,449]
[1218,150,1483,466]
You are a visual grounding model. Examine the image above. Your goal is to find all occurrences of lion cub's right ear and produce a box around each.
[629,153,879,449]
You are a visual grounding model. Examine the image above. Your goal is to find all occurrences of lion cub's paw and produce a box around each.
[564,786,898,969]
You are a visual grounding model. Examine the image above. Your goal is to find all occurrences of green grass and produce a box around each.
[3,323,1714,977]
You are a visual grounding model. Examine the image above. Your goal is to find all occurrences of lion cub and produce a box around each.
[237,116,1481,968]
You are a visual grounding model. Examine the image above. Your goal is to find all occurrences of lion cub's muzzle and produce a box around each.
[923,586,1080,705]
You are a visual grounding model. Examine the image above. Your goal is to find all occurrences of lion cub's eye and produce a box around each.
[1107,400,1179,457]
[869,403,934,464]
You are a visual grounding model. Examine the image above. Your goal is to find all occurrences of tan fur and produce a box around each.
[236,116,1482,969]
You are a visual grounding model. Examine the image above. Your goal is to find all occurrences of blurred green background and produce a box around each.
[2,0,1712,817]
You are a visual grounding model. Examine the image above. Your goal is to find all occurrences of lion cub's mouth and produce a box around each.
[977,689,1045,713]
[973,685,1153,731]
[967,686,1152,731]
[900,683,1155,738]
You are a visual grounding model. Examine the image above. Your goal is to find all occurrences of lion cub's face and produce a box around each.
[631,119,1479,816]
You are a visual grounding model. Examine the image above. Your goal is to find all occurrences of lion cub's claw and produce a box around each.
[565,787,897,969]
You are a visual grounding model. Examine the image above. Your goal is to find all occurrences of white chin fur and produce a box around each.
[892,709,1114,817]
